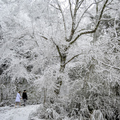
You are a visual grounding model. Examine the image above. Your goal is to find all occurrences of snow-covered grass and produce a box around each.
[0,105,39,120]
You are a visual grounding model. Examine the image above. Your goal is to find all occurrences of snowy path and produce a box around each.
[0,105,39,120]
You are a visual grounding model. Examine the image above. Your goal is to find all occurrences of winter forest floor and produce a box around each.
[0,104,40,120]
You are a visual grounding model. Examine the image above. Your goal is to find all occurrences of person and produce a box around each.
[15,91,22,107]
[22,90,28,106]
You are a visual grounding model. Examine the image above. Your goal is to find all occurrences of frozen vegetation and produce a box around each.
[0,0,120,119]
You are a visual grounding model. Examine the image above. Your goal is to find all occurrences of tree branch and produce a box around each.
[67,0,79,42]
[51,38,62,58]
[101,61,120,71]
[64,53,82,66]
[41,36,48,40]
[37,33,48,40]
[68,0,73,18]
[70,0,108,45]
[100,18,114,21]
[77,0,84,10]
[18,33,39,47]
[50,4,59,10]
[75,2,96,31]
[56,0,67,40]
[76,0,103,31]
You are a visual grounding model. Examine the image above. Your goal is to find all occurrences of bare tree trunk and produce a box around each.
[93,0,99,44]
[0,88,3,102]
[43,87,47,105]
[59,53,66,72]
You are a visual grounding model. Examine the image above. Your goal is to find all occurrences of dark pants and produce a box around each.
[23,99,27,106]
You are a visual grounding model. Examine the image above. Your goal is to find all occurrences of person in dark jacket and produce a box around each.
[22,90,28,106]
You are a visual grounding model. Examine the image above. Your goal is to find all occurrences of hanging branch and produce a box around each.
[69,0,108,45]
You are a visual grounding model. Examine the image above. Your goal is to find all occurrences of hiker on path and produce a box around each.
[15,91,22,107]
[22,90,28,106]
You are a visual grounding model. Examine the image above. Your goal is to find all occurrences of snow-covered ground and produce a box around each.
[0,105,40,120]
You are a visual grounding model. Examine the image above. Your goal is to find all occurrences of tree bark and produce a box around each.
[60,53,66,72]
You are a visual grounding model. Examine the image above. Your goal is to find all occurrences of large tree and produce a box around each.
[40,0,110,72]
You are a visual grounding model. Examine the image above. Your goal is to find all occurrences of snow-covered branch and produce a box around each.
[68,0,73,18]
[64,53,82,66]
[69,0,108,45]
[75,2,97,31]
[51,38,62,59]
[55,0,67,40]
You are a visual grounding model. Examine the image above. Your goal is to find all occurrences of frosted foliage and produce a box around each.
[43,66,60,98]
[0,0,120,119]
